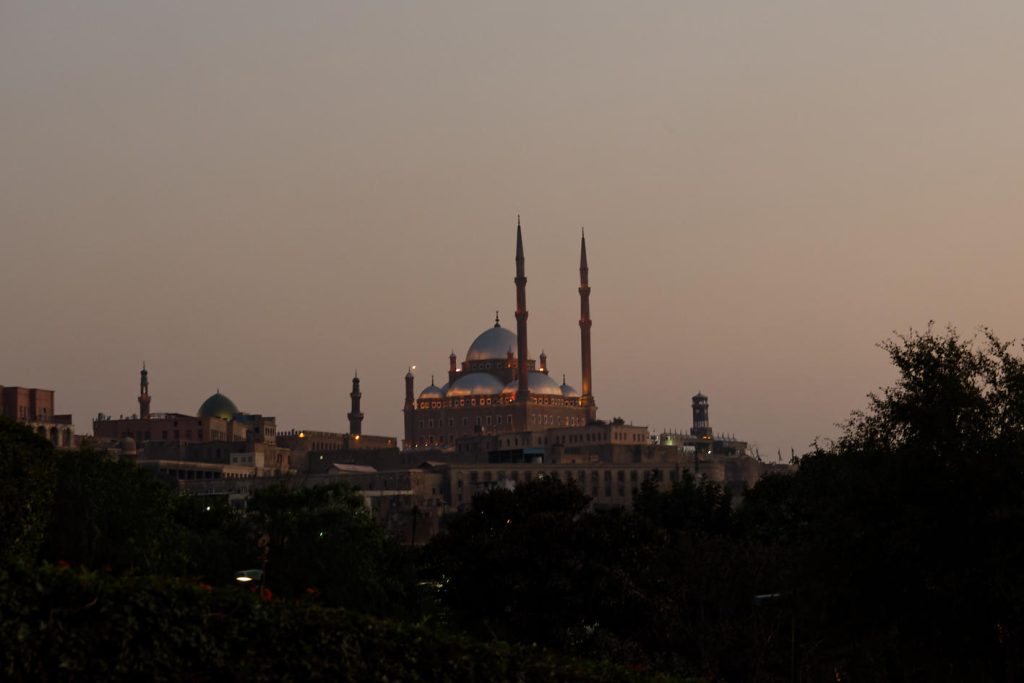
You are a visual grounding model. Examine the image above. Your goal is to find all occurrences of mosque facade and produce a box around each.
[403,221,597,449]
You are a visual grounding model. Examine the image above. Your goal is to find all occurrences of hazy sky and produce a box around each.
[4,2,1024,457]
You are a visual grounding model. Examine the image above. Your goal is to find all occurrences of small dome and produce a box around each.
[466,325,518,362]
[120,436,137,455]
[418,382,445,400]
[198,392,239,420]
[446,372,506,397]
[502,372,564,397]
[560,382,579,398]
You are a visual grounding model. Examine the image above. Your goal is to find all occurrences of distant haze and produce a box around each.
[4,2,1023,457]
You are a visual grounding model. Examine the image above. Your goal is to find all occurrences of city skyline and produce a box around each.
[5,2,1024,457]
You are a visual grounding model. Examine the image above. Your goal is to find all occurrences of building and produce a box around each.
[0,385,75,447]
[404,220,596,449]
[658,393,750,458]
[92,365,290,479]
[276,372,400,473]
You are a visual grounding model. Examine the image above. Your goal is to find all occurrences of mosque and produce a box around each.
[403,220,597,449]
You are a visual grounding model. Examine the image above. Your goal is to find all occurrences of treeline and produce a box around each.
[0,563,683,683]
[3,326,1024,680]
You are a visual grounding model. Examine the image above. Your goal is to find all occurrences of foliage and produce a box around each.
[0,417,56,566]
[0,563,694,683]
[246,482,417,616]
[634,472,733,536]
[425,477,780,679]
[170,494,252,582]
[41,448,181,574]
[25,438,418,617]
[740,326,1024,681]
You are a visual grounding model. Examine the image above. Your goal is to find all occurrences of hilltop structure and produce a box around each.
[92,365,288,480]
[403,220,596,449]
[657,393,750,458]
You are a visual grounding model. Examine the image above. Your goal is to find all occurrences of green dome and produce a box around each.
[197,391,239,420]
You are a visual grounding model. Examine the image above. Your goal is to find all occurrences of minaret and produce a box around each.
[347,372,364,436]
[448,350,458,384]
[691,392,712,438]
[514,217,530,403]
[138,362,151,419]
[539,350,547,374]
[579,229,594,413]
[403,367,415,447]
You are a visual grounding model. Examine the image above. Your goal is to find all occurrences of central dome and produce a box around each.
[465,324,517,362]
[446,372,506,397]
[502,372,564,397]
[198,392,239,420]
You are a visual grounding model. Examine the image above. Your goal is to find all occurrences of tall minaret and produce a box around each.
[579,229,594,412]
[403,367,415,447]
[347,372,364,436]
[138,362,151,419]
[514,217,530,403]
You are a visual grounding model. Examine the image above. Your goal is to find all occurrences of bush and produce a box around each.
[0,564,694,683]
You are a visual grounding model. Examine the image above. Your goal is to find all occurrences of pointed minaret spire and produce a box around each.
[579,227,595,416]
[348,372,364,436]
[138,362,151,419]
[514,217,530,403]
[580,227,588,269]
[494,311,500,327]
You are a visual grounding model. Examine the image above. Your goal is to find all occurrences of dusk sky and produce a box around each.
[4,2,1023,457]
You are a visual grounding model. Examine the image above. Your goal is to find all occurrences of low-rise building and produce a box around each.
[1,385,75,447]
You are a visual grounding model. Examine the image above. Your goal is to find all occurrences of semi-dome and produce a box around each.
[502,372,564,397]
[418,381,445,401]
[445,372,506,397]
[466,324,517,362]
[198,391,239,420]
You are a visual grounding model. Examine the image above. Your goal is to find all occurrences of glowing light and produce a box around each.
[234,569,264,583]
[354,434,360,441]
[299,432,305,438]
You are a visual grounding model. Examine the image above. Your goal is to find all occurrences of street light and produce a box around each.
[234,569,264,583]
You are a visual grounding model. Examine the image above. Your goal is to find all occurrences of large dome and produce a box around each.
[466,325,517,362]
[197,391,239,420]
[502,372,564,397]
[445,372,506,397]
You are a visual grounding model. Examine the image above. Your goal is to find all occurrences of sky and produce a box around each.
[3,2,1024,458]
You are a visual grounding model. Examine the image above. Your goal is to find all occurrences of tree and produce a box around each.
[245,483,416,616]
[171,494,252,583]
[634,472,733,536]
[0,417,56,566]
[741,326,1024,681]
[42,449,181,573]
